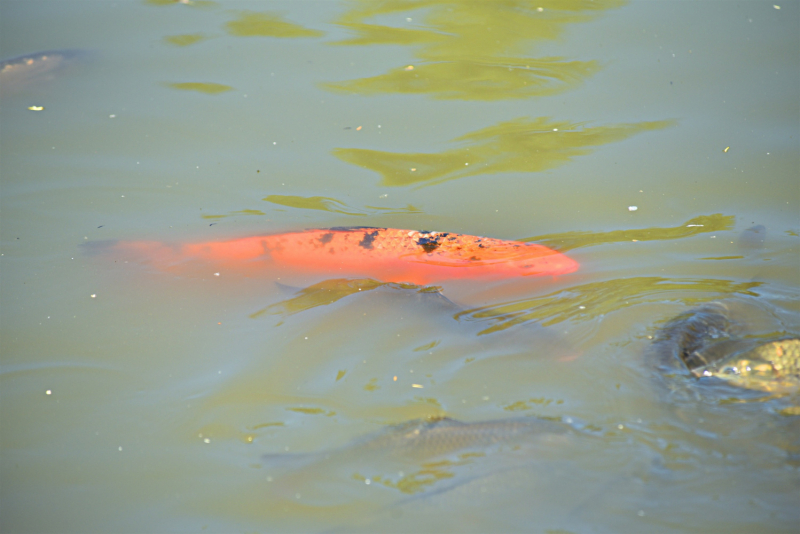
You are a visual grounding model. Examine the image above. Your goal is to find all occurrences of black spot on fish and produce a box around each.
[417,234,441,253]
[318,232,334,244]
[359,230,380,249]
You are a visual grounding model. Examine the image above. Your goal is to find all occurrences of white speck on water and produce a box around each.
[46,390,52,395]
[628,206,638,211]
[118,446,123,451]
[365,479,371,485]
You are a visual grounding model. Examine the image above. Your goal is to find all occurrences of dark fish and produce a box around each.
[738,224,767,250]
[653,300,800,394]
[261,416,575,499]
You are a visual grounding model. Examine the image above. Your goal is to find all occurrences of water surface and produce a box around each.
[1,1,798,532]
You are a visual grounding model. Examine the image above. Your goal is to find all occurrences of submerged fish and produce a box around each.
[98,227,579,285]
[0,49,85,92]
[261,416,575,499]
[653,300,800,395]
[266,416,572,464]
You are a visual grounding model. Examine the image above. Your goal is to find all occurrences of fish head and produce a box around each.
[472,242,579,279]
[508,245,580,277]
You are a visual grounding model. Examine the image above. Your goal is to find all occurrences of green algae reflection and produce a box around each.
[457,277,761,335]
[263,194,421,216]
[225,11,323,38]
[334,117,674,188]
[166,82,233,94]
[145,0,217,7]
[164,33,209,47]
[525,214,735,253]
[325,0,625,100]
[250,278,440,324]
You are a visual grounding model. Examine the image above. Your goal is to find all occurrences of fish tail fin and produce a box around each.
[83,239,183,271]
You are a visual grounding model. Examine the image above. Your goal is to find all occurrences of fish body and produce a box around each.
[0,49,85,92]
[653,300,800,395]
[334,416,572,460]
[261,416,575,500]
[263,416,571,465]
[107,227,579,285]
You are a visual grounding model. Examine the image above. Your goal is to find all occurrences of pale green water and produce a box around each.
[1,1,798,533]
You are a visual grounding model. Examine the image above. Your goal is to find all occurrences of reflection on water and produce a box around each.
[225,11,324,39]
[262,194,422,217]
[202,209,266,220]
[165,81,233,94]
[325,0,625,100]
[526,213,735,252]
[163,34,209,47]
[334,117,674,187]
[459,277,761,334]
[251,278,387,320]
[250,278,445,323]
[145,0,217,8]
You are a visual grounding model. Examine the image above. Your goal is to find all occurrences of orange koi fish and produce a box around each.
[105,227,579,286]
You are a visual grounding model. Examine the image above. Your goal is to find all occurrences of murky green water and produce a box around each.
[1,1,798,532]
